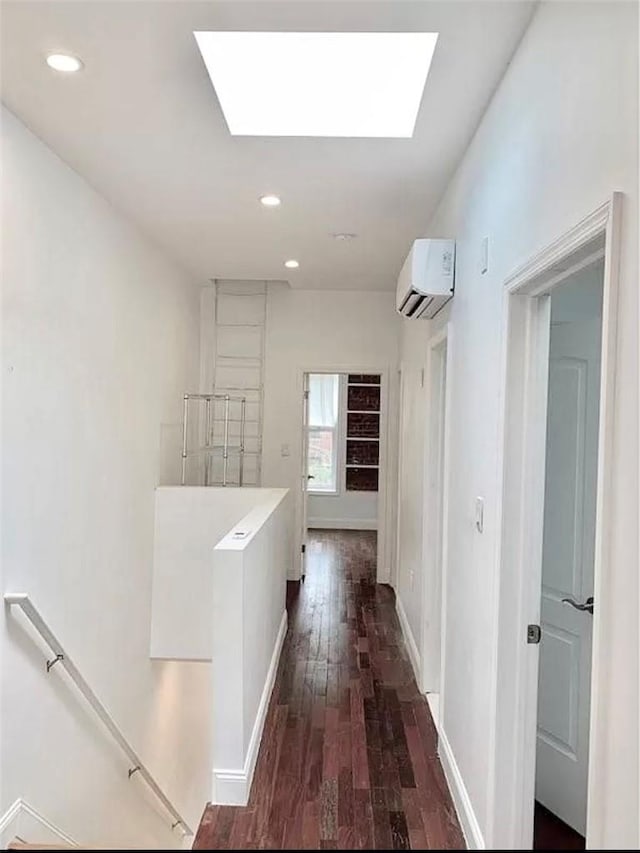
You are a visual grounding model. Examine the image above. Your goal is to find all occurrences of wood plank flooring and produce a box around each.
[533,802,585,850]
[193,529,465,850]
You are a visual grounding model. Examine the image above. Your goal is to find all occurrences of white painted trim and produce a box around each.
[504,200,611,295]
[0,800,22,848]
[438,730,485,850]
[242,610,288,790]
[420,324,451,698]
[212,610,287,805]
[393,363,407,596]
[211,767,248,806]
[308,518,377,531]
[438,327,454,731]
[18,801,79,848]
[376,367,391,585]
[584,194,622,851]
[426,692,440,731]
[0,799,78,848]
[395,594,421,686]
[489,194,622,849]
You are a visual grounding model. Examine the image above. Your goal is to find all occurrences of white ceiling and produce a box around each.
[1,1,536,291]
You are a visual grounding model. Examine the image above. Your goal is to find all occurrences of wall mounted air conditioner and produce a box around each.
[396,238,455,319]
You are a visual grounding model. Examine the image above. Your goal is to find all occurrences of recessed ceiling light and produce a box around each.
[194,31,438,138]
[284,260,299,269]
[333,233,357,241]
[260,194,281,207]
[46,53,83,73]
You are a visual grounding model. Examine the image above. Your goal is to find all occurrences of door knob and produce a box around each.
[307,475,315,480]
[561,596,594,615]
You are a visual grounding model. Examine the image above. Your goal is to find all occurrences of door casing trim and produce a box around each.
[419,324,452,711]
[488,194,622,849]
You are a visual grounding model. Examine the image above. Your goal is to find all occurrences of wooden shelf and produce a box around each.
[346,374,380,492]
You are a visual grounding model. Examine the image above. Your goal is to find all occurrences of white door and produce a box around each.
[535,277,603,835]
[300,374,310,579]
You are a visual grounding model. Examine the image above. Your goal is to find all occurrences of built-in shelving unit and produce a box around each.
[345,373,380,491]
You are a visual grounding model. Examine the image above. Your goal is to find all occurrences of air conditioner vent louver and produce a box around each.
[396,239,455,320]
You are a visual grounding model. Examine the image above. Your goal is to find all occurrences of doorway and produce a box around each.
[533,261,603,849]
[494,196,621,850]
[421,326,450,724]
[301,370,384,581]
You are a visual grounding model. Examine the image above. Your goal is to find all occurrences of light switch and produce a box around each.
[475,497,484,533]
[281,443,290,457]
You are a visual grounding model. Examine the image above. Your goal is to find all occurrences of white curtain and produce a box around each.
[309,373,339,427]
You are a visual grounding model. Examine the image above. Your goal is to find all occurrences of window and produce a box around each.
[307,373,339,493]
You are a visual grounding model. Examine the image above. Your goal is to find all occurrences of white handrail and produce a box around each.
[4,593,193,837]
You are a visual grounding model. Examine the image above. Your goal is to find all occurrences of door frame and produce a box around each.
[420,324,453,720]
[300,372,310,579]
[489,194,622,849]
[297,365,391,584]
[396,362,410,600]
[394,364,407,596]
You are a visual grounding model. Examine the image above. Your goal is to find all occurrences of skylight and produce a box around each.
[194,31,438,138]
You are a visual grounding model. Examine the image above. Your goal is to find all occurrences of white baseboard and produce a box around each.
[438,729,485,849]
[0,799,21,848]
[395,594,421,687]
[212,610,288,806]
[308,518,377,531]
[0,799,78,848]
[426,692,440,731]
[211,767,247,807]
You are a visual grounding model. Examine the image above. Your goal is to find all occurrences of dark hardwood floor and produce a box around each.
[193,529,465,850]
[533,802,585,850]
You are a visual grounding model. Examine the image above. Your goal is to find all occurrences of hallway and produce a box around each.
[193,529,465,849]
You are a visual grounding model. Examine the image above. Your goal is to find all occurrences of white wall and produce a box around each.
[199,286,216,395]
[397,2,638,848]
[150,486,286,660]
[261,286,401,580]
[308,491,378,529]
[211,489,291,805]
[1,108,207,846]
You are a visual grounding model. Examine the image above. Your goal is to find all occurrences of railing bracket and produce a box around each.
[46,653,64,672]
[172,820,182,830]
[128,765,141,779]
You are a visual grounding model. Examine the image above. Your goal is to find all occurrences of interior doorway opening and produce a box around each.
[421,327,450,726]
[494,195,621,851]
[301,370,384,581]
[532,259,604,851]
